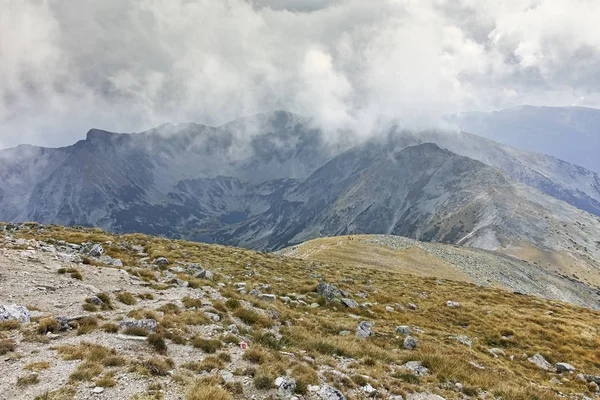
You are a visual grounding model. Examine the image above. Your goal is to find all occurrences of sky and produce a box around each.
[1,0,600,149]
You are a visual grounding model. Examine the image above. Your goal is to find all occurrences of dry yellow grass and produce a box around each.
[11,224,600,399]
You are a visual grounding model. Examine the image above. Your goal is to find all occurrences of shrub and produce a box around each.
[116,292,137,305]
[69,361,104,381]
[225,299,241,310]
[122,326,149,337]
[140,358,173,376]
[17,374,40,386]
[95,374,117,388]
[0,338,16,355]
[101,323,119,333]
[147,333,168,354]
[182,296,204,309]
[76,317,98,335]
[253,374,273,390]
[103,355,127,367]
[222,334,240,345]
[185,380,232,400]
[233,308,270,327]
[24,362,50,372]
[82,303,98,312]
[183,356,224,373]
[191,337,222,353]
[242,348,265,364]
[38,318,60,334]
[0,320,20,331]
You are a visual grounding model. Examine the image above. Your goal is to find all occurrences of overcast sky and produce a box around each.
[1,0,600,149]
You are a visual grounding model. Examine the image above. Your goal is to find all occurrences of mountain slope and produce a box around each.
[226,143,600,286]
[279,234,600,310]
[3,224,600,400]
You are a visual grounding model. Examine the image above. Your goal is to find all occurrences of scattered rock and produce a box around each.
[356,321,374,338]
[316,385,347,400]
[88,244,104,257]
[275,376,296,399]
[400,361,429,376]
[550,377,562,385]
[556,362,575,373]
[341,298,358,308]
[407,394,446,400]
[528,354,555,371]
[317,282,343,303]
[446,300,460,307]
[0,304,30,323]
[154,257,169,266]
[449,335,472,347]
[395,325,411,335]
[361,383,377,397]
[403,336,418,350]
[488,348,506,358]
[118,318,157,332]
[408,303,418,310]
[385,306,395,312]
[204,312,220,322]
[92,387,105,394]
[259,294,277,302]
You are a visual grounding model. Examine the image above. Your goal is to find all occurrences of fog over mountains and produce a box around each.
[2,109,600,275]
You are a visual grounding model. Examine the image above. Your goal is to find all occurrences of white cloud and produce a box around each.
[1,0,599,148]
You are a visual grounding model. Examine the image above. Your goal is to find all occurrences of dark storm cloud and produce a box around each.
[1,0,599,149]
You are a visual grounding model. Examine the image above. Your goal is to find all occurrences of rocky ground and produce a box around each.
[1,224,600,400]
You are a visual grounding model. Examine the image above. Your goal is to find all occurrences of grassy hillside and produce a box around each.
[1,224,600,399]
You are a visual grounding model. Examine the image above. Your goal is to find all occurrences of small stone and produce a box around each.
[259,294,277,302]
[220,370,234,383]
[446,300,460,307]
[589,382,599,392]
[92,387,105,394]
[275,376,297,399]
[395,325,411,335]
[555,362,575,373]
[403,336,418,350]
[310,303,320,308]
[550,377,561,385]
[449,335,472,347]
[400,361,429,376]
[340,298,359,308]
[154,257,169,266]
[408,303,418,310]
[385,306,395,312]
[528,354,555,371]
[356,321,374,338]
[361,383,377,396]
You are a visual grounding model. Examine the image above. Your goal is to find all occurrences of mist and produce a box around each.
[2,0,600,149]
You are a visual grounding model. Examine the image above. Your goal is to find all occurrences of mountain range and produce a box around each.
[1,109,600,280]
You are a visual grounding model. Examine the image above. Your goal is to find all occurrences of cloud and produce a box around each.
[1,0,599,148]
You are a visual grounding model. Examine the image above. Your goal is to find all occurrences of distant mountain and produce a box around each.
[450,105,600,173]
[2,111,600,281]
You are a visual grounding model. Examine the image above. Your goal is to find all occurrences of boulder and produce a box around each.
[275,376,296,399]
[403,336,418,350]
[88,244,104,257]
[118,318,157,332]
[528,354,555,371]
[356,321,374,338]
[0,304,30,323]
[317,282,343,303]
